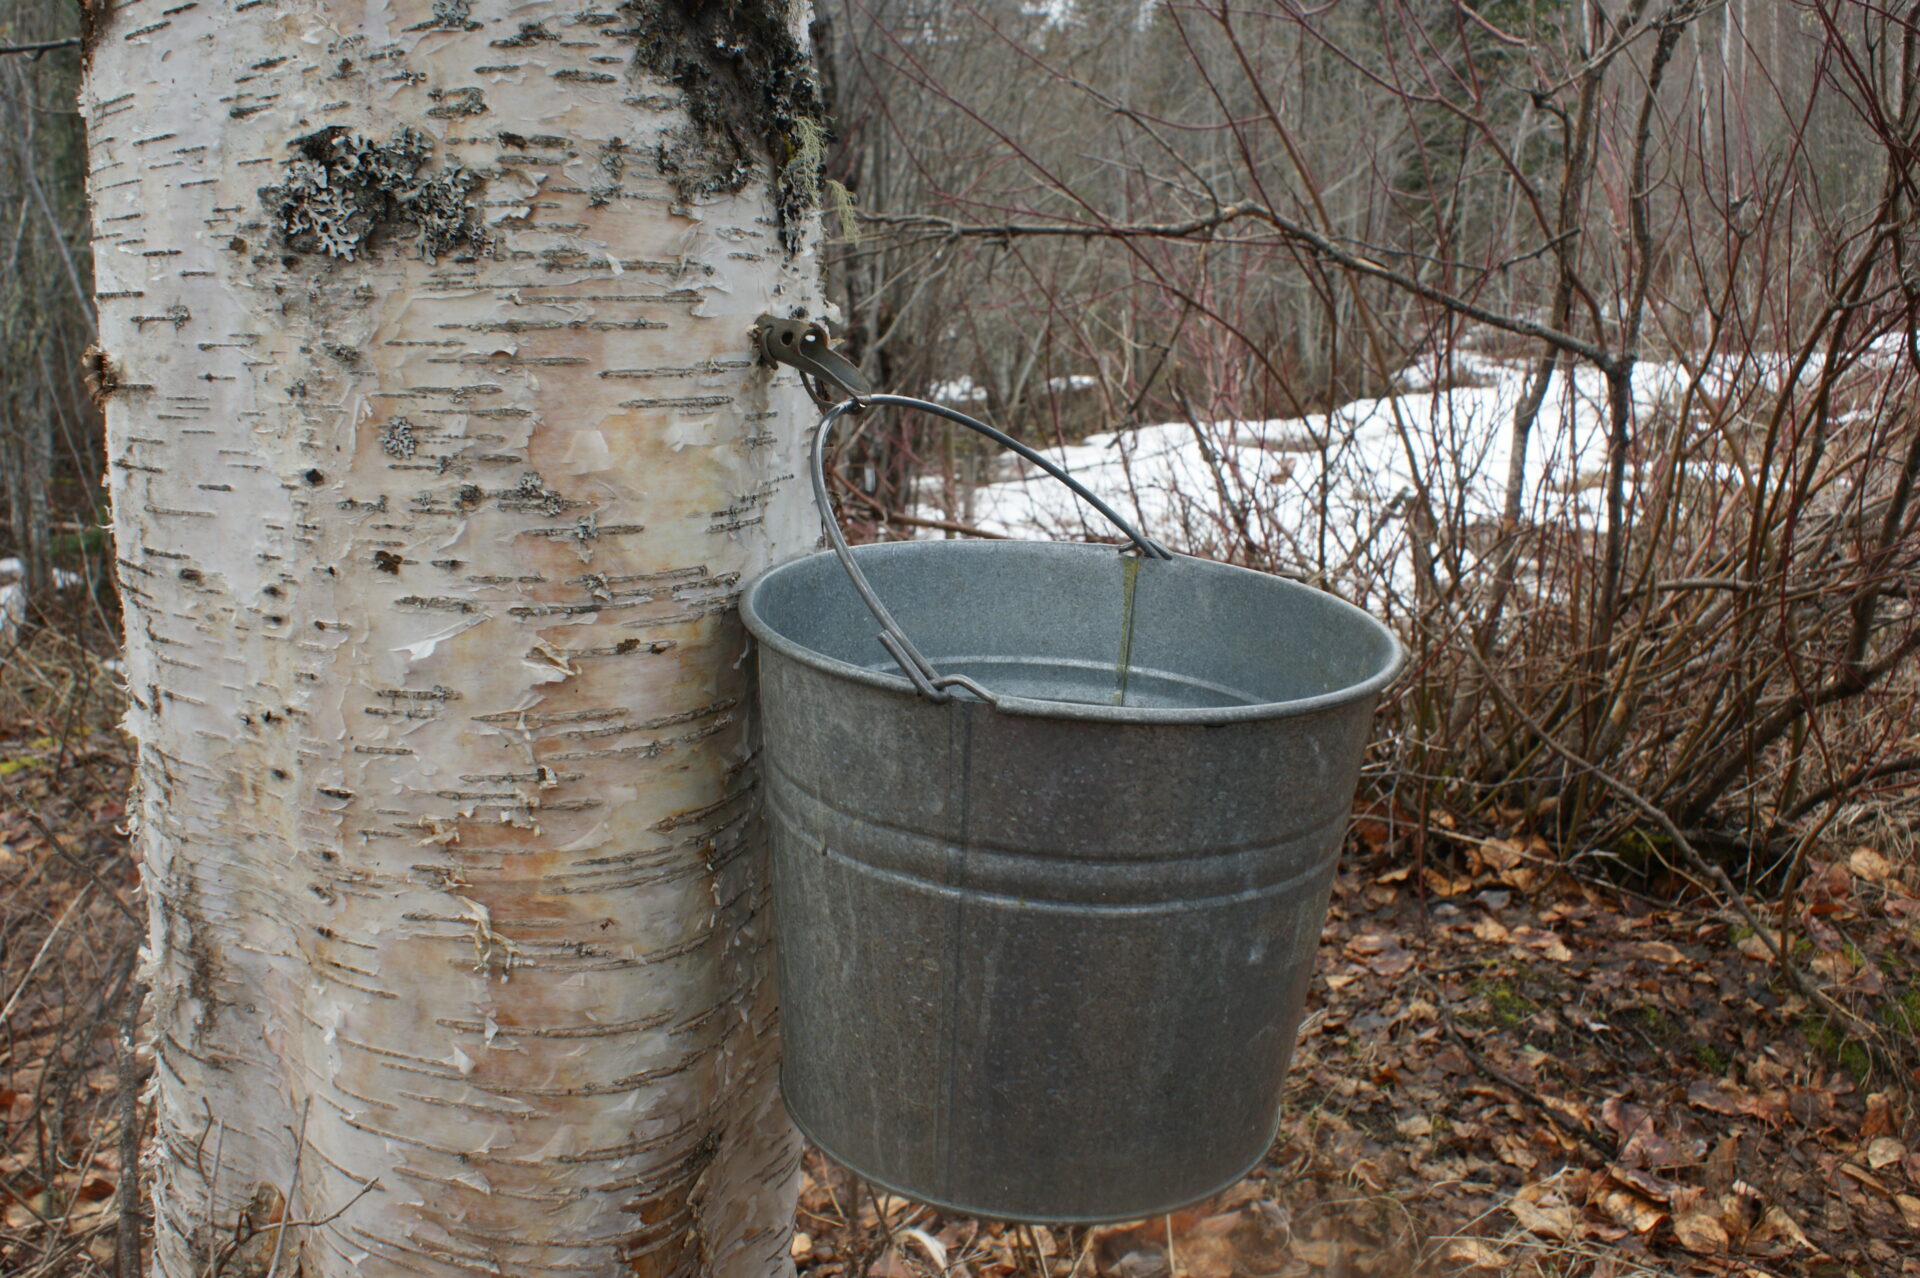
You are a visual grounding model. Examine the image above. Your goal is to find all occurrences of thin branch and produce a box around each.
[255,1174,382,1251]
[871,507,1010,540]
[1451,0,1532,49]
[1782,753,1920,823]
[872,200,1615,367]
[833,470,1010,540]
[858,199,1268,243]
[264,1099,314,1278]
[4,61,96,329]
[0,39,80,59]
[268,1181,381,1234]
[115,977,150,1278]
[1433,994,1614,1159]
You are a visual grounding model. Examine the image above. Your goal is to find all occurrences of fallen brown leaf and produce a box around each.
[868,1253,915,1278]
[1839,1163,1892,1196]
[1500,864,1540,890]
[1289,1239,1340,1267]
[1508,1194,1576,1241]
[1672,1209,1730,1254]
[1437,1238,1505,1271]
[1608,1165,1685,1204]
[1471,916,1510,944]
[1859,1091,1896,1140]
[1602,1096,1688,1168]
[1815,860,1853,901]
[1867,1136,1905,1170]
[1512,926,1572,961]
[1590,1183,1668,1235]
[1747,1204,1813,1253]
[1348,1158,1389,1192]
[1687,1078,1790,1125]
[1475,838,1526,871]
[1088,1195,1289,1278]
[1704,1134,1740,1194]
[1848,846,1895,882]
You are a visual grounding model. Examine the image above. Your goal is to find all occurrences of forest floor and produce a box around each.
[0,623,138,1278]
[3,621,1919,1277]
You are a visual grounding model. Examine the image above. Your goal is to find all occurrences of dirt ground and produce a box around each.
[4,670,1918,1276]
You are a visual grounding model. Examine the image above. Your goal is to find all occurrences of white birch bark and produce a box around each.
[82,2,823,1273]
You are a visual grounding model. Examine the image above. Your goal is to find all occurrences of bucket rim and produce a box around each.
[741,541,1405,724]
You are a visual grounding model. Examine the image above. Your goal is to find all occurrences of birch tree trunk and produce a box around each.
[82,2,826,1273]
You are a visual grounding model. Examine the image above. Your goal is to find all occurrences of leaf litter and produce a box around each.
[1,737,139,1274]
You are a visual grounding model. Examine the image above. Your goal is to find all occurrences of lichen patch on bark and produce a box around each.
[261,126,491,262]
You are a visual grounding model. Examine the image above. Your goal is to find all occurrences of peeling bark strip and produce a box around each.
[82,2,822,1274]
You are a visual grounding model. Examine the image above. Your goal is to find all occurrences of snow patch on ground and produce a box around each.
[0,558,91,645]
[914,355,1734,602]
[927,375,989,404]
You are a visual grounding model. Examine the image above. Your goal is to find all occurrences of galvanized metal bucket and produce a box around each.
[741,395,1402,1223]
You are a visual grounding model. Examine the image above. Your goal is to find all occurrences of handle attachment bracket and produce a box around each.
[753,315,872,406]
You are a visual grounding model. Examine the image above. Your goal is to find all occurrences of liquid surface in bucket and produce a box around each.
[855,550,1263,709]
[862,654,1260,710]
[754,540,1394,722]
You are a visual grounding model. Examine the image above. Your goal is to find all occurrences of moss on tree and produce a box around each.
[618,0,828,253]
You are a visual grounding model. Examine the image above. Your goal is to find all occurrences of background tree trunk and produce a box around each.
[2,0,94,632]
[82,2,824,1274]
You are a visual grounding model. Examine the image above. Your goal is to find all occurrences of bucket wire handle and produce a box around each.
[811,393,1173,704]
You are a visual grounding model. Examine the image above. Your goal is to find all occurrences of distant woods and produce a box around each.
[816,0,1920,868]
[0,0,104,631]
[5,0,1915,865]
